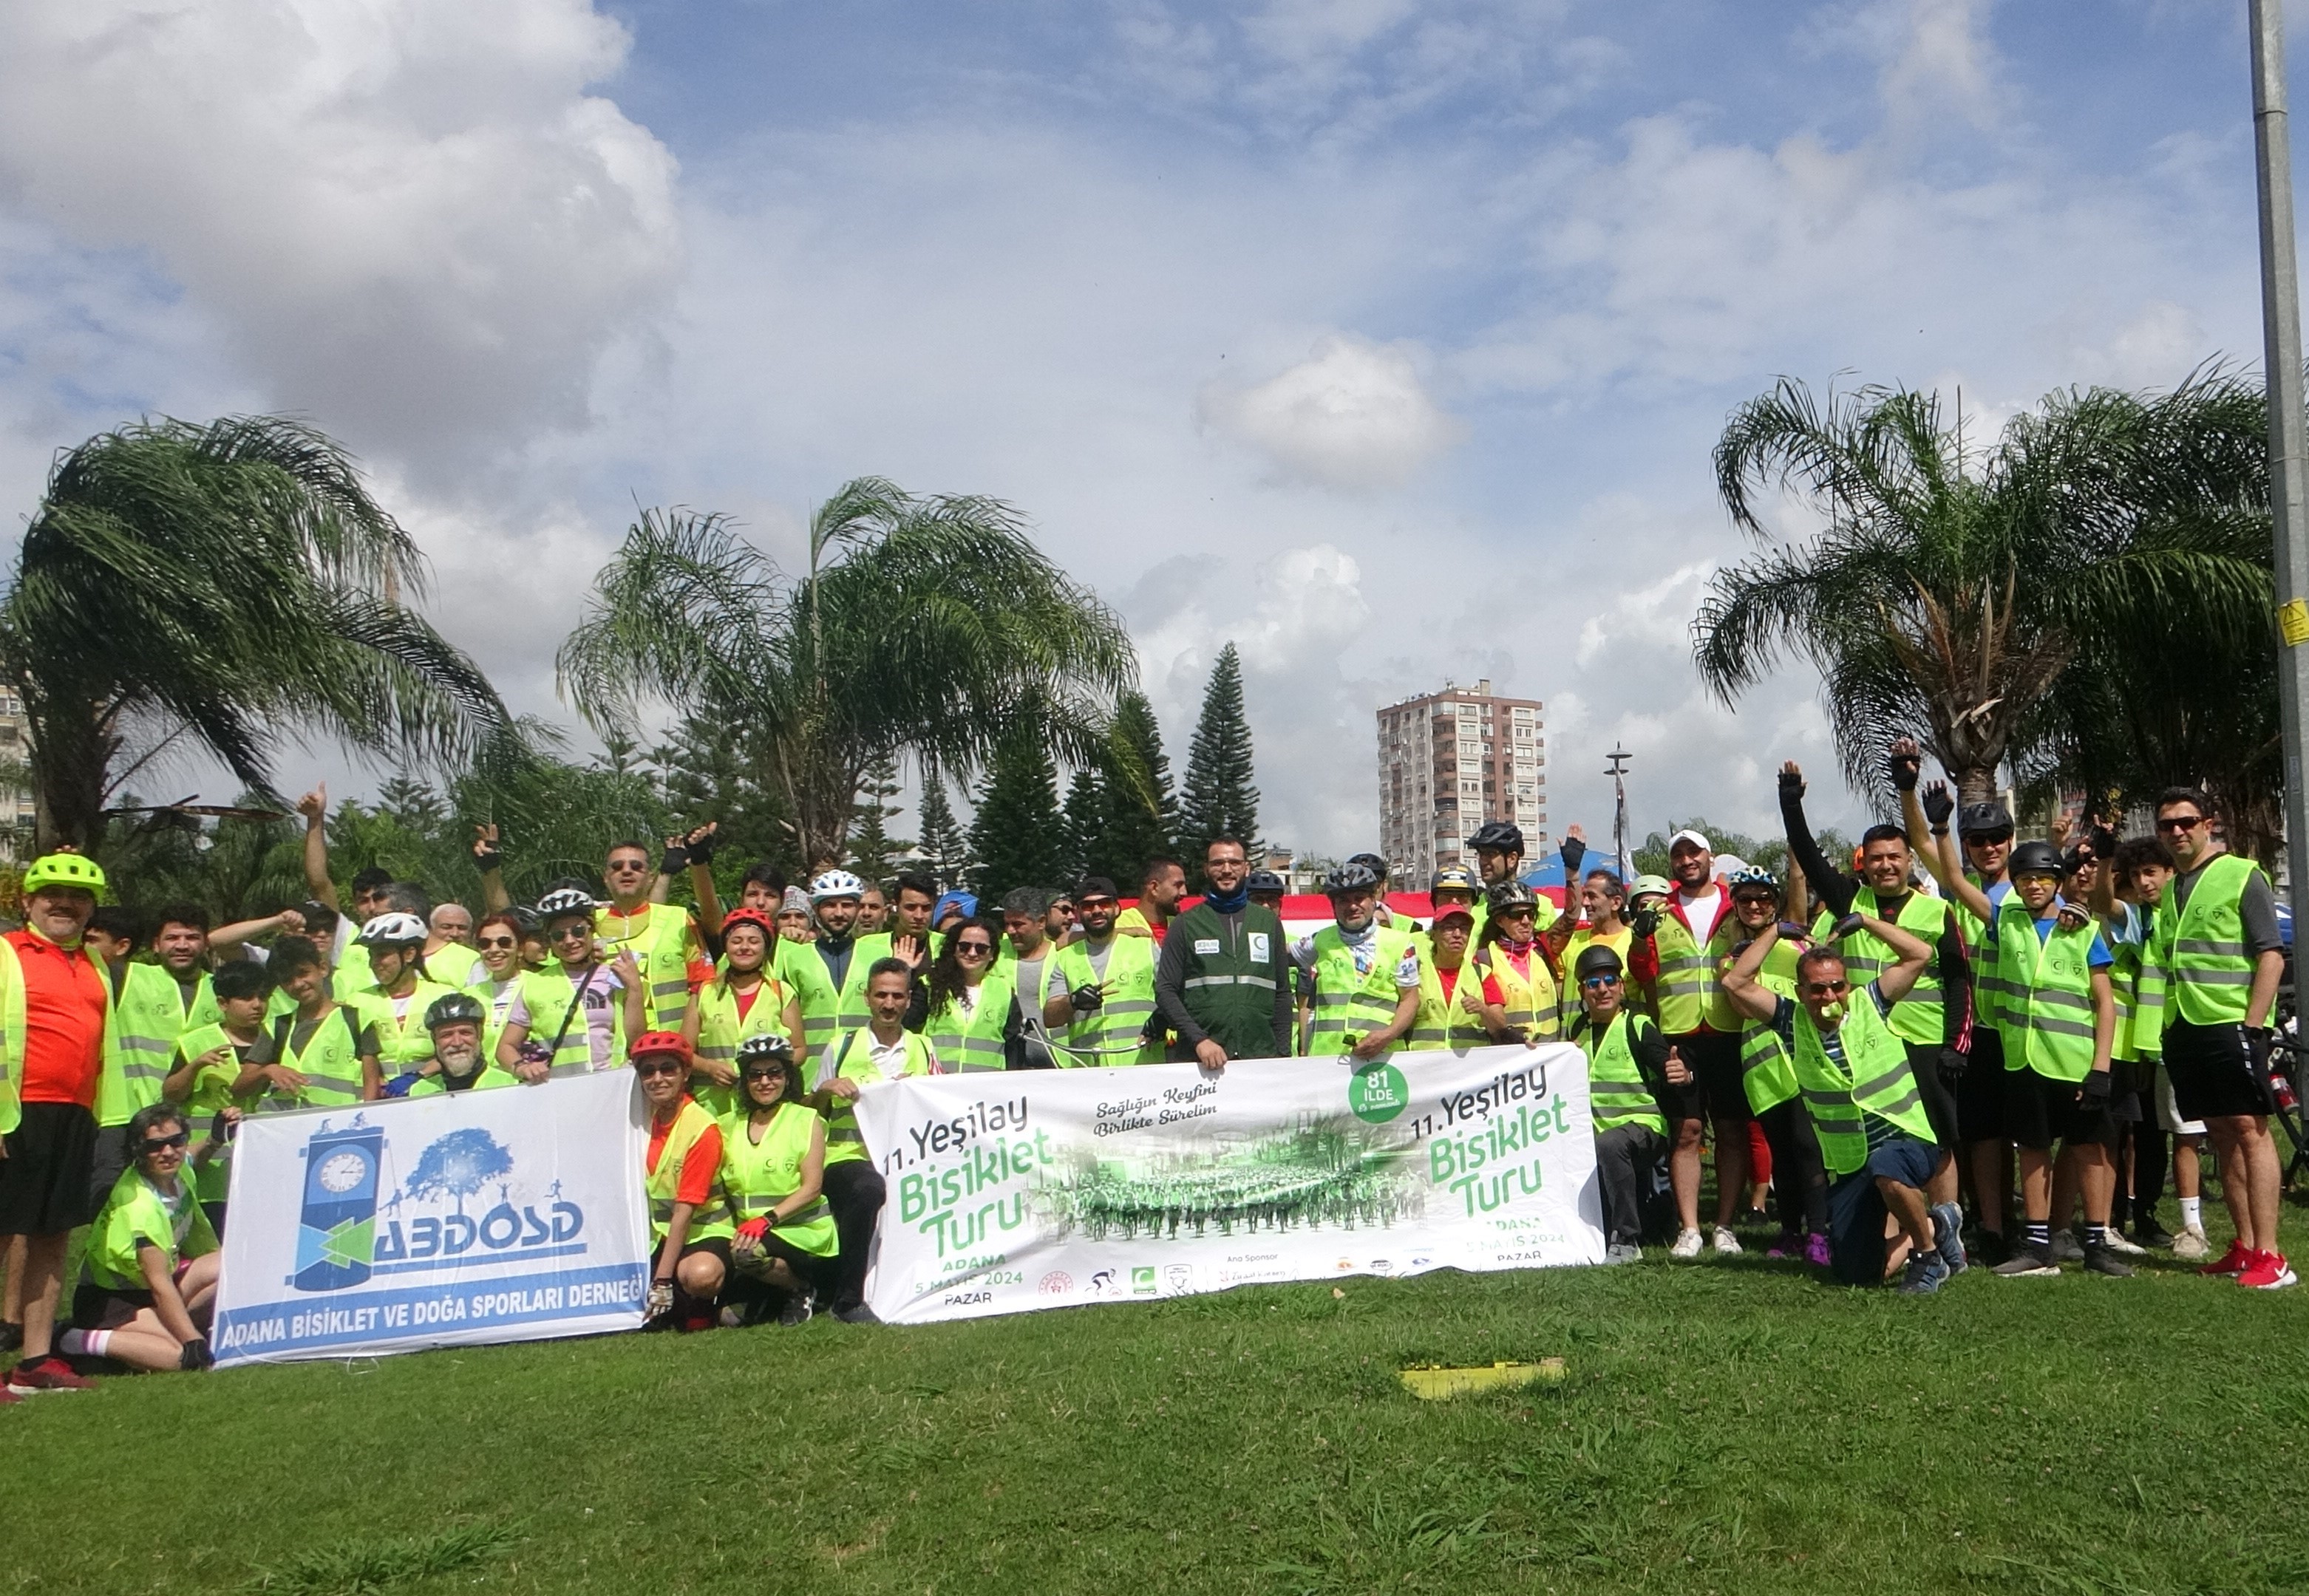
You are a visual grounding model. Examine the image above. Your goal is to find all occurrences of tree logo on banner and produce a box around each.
[1347,1063,1410,1125]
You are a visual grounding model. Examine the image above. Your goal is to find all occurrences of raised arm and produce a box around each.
[1915,780,1993,923]
[472,825,511,913]
[1865,913,1934,1006]
[684,824,726,936]
[1779,763,1855,918]
[1719,921,1784,1025]
[296,785,338,910]
[1544,825,1588,946]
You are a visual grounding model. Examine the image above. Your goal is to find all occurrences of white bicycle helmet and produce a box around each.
[356,911,429,947]
[810,870,866,903]
[533,886,597,920]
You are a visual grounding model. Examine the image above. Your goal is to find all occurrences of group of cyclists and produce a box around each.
[0,739,2288,1394]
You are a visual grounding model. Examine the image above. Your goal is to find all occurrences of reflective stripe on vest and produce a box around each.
[693,975,793,1119]
[1407,954,1493,1049]
[1737,946,1803,1114]
[1829,887,1951,1047]
[255,1005,366,1112]
[817,1027,936,1162]
[517,967,622,1079]
[1649,914,1712,1034]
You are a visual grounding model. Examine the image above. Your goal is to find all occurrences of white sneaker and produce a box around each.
[1711,1224,1743,1255]
[1670,1227,1704,1258]
[2100,1228,2149,1256]
[2172,1226,2211,1261]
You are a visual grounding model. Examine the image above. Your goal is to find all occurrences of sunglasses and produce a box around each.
[1803,981,1851,997]
[1580,975,1620,989]
[477,935,517,950]
[606,859,649,873]
[549,924,593,941]
[2156,815,2206,833]
[140,1132,191,1152]
[633,1059,684,1079]
[741,1065,789,1080]
[956,941,994,956]
[1964,832,2014,848]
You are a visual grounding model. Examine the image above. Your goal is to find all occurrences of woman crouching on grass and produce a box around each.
[636,1031,735,1333]
[61,1103,222,1372]
[721,1035,840,1326]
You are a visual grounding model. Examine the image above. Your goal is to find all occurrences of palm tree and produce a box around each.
[557,477,1138,867]
[1,416,511,848]
[1693,372,2271,810]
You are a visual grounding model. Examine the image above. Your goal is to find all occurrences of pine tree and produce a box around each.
[1177,641,1260,881]
[1059,768,1101,887]
[848,751,912,887]
[968,725,1067,905]
[1098,690,1177,884]
[914,766,970,890]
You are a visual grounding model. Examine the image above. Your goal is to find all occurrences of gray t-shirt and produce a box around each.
[2171,856,2284,956]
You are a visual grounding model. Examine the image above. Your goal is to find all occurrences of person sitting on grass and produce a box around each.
[59,1103,221,1373]
[637,1031,735,1334]
[1721,910,1952,1294]
[1565,944,1687,1264]
[812,958,940,1325]
[161,958,271,1238]
[722,1036,839,1326]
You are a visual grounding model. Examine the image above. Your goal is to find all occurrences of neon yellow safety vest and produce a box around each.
[1474,943,1560,1043]
[1573,1009,1668,1136]
[331,941,373,1003]
[424,944,484,989]
[1789,992,1935,1177]
[1305,925,1415,1058]
[1699,915,1754,1033]
[349,980,455,1075]
[0,938,27,1138]
[776,938,843,1062]
[645,1098,733,1244]
[1648,911,1715,1034]
[1952,877,2004,1029]
[2154,854,2262,1028]
[252,1004,369,1113]
[99,963,220,1128]
[1993,902,2098,1083]
[172,1020,255,1204]
[511,966,628,1078]
[2117,906,2166,1060]
[1816,887,1950,1047]
[1406,955,1495,1050]
[691,974,795,1119]
[1050,936,1160,1066]
[405,1065,521,1097]
[814,1026,936,1164]
[925,971,1013,1073]
[721,1100,837,1257]
[596,902,698,1033]
[84,1167,217,1292]
[1737,944,1803,1114]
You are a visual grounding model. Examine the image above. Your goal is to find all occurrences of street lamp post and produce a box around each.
[1605,745,1633,883]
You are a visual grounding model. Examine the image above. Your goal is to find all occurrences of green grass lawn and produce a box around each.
[9,1220,2309,1596]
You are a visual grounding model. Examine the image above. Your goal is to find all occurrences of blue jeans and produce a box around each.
[1825,1131,1936,1286]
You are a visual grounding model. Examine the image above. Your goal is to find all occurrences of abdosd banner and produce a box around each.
[211,1071,653,1365]
[854,1043,1604,1325]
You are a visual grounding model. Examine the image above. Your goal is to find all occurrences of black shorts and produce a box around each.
[86,1122,133,1215]
[2005,1068,2122,1153]
[1661,1031,1749,1125]
[2164,1019,2276,1121]
[679,1235,733,1267]
[1956,1031,2006,1142]
[71,1282,153,1331]
[1905,1043,1959,1150]
[0,1102,100,1235]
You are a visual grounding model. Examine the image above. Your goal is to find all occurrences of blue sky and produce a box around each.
[0,1,2293,860]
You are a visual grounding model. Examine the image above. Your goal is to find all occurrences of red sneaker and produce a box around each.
[2239,1250,2299,1290]
[5,1357,95,1394]
[0,1382,19,1405]
[2199,1238,2253,1277]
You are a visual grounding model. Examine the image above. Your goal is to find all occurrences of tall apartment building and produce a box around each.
[1375,679,1546,887]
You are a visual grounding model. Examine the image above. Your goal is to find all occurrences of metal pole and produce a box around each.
[2250,0,2309,938]
[1606,746,1632,882]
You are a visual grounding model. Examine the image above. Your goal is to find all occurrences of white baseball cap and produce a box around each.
[1667,828,1713,855]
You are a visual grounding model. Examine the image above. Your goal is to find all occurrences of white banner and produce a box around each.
[854,1043,1603,1325]
[211,1071,653,1365]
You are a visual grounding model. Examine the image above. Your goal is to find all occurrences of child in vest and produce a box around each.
[1565,945,1686,1264]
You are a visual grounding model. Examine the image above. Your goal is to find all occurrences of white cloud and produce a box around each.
[0,0,681,467]
[1200,333,1462,490]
